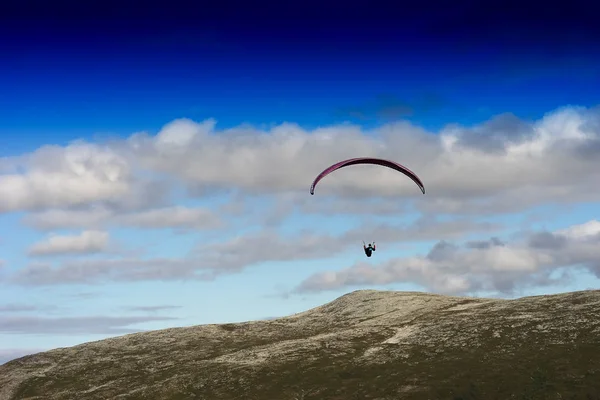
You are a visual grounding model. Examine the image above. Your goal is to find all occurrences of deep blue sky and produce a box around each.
[1,0,599,153]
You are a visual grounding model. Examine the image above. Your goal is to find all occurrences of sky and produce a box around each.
[1,0,600,364]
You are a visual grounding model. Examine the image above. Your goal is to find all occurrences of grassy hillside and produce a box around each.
[1,289,599,399]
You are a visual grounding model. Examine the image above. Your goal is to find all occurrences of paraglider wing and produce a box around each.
[309,157,425,195]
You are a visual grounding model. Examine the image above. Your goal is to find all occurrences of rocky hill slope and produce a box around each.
[1,289,599,399]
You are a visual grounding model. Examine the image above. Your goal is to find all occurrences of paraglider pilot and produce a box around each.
[363,241,376,257]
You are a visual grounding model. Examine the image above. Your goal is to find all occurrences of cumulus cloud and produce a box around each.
[556,220,600,239]
[115,106,600,216]
[2,105,599,221]
[0,142,167,213]
[28,230,110,256]
[294,219,600,296]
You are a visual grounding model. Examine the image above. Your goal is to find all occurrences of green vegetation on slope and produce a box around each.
[1,290,599,400]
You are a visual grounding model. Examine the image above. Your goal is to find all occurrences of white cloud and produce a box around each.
[0,143,136,212]
[2,105,599,221]
[119,206,221,229]
[22,205,221,231]
[22,207,113,230]
[1,105,599,297]
[116,107,600,217]
[28,230,110,256]
[294,219,600,296]
[10,217,499,286]
[556,220,600,239]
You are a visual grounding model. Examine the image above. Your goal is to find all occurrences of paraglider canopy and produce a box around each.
[309,157,425,195]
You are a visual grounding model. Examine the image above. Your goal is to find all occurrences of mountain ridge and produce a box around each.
[1,288,599,399]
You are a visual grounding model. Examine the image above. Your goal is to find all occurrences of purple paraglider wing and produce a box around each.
[309,157,425,195]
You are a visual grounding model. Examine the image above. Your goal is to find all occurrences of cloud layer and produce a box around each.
[121,107,600,212]
[28,231,110,256]
[23,206,221,232]
[1,105,599,296]
[0,314,178,335]
[3,105,599,219]
[9,216,499,286]
[295,220,600,295]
